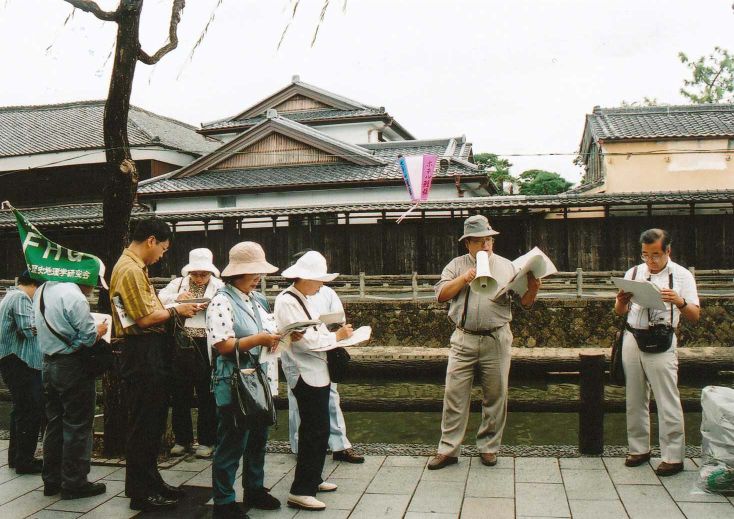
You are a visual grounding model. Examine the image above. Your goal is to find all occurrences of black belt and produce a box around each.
[456,324,504,336]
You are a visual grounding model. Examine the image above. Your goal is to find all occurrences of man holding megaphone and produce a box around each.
[428,215,540,470]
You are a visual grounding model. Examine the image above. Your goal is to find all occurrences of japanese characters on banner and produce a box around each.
[397,154,437,222]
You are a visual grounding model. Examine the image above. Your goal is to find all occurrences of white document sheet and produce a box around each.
[319,311,345,325]
[494,247,557,300]
[312,325,372,350]
[611,277,667,310]
[91,313,112,343]
[112,296,135,329]
[184,311,206,329]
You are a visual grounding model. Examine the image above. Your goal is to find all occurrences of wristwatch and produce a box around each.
[676,298,688,309]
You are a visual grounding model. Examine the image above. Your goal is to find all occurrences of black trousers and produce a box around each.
[42,353,96,490]
[120,334,172,499]
[290,377,330,497]
[169,337,216,447]
[0,355,43,469]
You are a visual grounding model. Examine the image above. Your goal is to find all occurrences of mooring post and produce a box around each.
[579,353,605,454]
[411,272,418,301]
[576,268,583,298]
[359,272,365,298]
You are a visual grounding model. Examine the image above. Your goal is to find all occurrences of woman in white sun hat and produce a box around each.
[207,242,282,518]
[158,248,224,460]
[274,251,354,512]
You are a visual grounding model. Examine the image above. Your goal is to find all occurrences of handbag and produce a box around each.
[610,321,626,386]
[284,291,351,383]
[628,271,675,354]
[39,285,114,378]
[229,347,276,430]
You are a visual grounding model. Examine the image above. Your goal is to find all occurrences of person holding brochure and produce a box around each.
[286,250,364,464]
[207,241,281,518]
[614,229,700,477]
[158,248,224,459]
[109,218,201,511]
[429,215,541,470]
[274,251,353,511]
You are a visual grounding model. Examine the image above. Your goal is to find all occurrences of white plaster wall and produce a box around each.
[0,148,196,172]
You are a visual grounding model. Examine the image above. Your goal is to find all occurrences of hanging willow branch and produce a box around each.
[138,0,186,64]
[176,0,223,78]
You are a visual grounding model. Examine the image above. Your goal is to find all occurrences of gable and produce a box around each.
[211,132,343,169]
[271,94,332,114]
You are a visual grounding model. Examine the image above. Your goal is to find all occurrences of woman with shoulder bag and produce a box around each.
[159,248,224,459]
[274,251,353,511]
[206,242,281,519]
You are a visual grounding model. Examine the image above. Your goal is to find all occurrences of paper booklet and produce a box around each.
[611,277,667,310]
[91,313,112,343]
[112,296,135,329]
[319,311,345,325]
[278,320,321,335]
[312,325,372,351]
[493,247,557,300]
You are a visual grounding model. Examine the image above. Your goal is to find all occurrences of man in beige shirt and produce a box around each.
[428,215,540,470]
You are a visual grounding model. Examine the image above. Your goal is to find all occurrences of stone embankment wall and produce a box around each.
[343,297,734,349]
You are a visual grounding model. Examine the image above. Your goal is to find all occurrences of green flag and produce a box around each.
[8,203,107,288]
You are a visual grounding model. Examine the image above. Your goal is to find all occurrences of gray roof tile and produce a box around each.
[202,108,386,131]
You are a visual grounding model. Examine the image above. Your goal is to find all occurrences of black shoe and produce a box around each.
[333,448,365,464]
[16,459,43,474]
[213,502,249,519]
[158,481,185,499]
[245,487,281,510]
[43,484,61,497]
[129,493,178,511]
[61,482,107,500]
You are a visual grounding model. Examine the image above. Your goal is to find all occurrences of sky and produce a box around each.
[1,0,733,185]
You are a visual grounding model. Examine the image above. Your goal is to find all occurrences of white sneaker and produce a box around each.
[170,444,188,457]
[287,494,326,510]
[195,445,213,458]
[317,481,338,492]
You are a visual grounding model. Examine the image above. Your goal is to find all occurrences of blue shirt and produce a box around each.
[33,282,97,356]
[0,288,42,370]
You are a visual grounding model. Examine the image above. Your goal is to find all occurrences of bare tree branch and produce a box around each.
[138,0,186,65]
[62,0,119,22]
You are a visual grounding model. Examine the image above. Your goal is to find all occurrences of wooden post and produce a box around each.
[359,272,365,298]
[576,268,583,298]
[579,353,605,454]
[411,272,418,301]
[260,277,267,294]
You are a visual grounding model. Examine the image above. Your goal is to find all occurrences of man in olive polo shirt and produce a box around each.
[110,218,199,511]
[429,215,541,470]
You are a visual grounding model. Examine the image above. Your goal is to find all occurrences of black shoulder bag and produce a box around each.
[229,346,276,430]
[284,290,351,383]
[628,271,675,354]
[39,285,114,378]
[610,266,637,385]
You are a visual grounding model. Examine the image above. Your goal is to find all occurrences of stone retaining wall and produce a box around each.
[342,297,734,348]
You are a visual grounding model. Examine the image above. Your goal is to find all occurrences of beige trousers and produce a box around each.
[622,330,685,463]
[437,325,512,456]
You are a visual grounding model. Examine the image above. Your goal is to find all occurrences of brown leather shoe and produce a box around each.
[333,448,365,464]
[479,452,497,466]
[427,454,458,470]
[624,452,651,467]
[655,461,684,477]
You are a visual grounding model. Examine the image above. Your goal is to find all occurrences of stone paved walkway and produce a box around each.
[0,440,732,518]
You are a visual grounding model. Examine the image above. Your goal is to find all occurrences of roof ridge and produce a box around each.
[359,137,464,149]
[593,104,734,116]
[0,100,106,113]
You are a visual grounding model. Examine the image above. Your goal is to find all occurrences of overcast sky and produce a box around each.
[2,0,733,184]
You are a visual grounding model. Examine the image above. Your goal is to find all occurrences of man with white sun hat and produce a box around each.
[274,251,353,511]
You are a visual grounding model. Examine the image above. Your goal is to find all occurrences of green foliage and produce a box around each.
[473,153,515,193]
[679,47,734,104]
[517,170,573,195]
[619,97,661,107]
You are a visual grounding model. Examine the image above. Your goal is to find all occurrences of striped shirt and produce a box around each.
[110,249,166,337]
[0,288,42,370]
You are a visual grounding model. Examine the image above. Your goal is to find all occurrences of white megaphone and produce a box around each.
[470,251,498,297]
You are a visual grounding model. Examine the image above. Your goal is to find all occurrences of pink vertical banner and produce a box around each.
[420,154,437,201]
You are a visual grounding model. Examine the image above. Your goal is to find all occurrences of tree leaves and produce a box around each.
[679,47,734,104]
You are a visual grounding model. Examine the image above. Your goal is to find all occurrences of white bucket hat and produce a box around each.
[221,242,278,277]
[181,248,220,277]
[281,251,338,282]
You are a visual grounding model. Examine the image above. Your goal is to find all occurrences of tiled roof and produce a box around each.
[139,137,478,195]
[3,190,732,229]
[201,108,386,131]
[587,104,734,141]
[0,101,220,158]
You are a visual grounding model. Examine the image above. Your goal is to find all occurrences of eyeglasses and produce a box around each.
[469,237,494,245]
[641,253,666,261]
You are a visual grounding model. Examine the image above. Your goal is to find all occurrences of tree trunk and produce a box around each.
[101,0,144,458]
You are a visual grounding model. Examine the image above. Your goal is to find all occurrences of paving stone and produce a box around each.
[603,458,661,485]
[516,457,562,484]
[569,499,629,519]
[100,467,126,482]
[77,496,137,519]
[45,479,124,513]
[650,458,698,471]
[366,465,423,495]
[248,505,297,519]
[677,502,734,519]
[420,458,469,482]
[317,486,363,510]
[461,497,514,519]
[562,468,618,500]
[616,484,685,519]
[515,482,570,517]
[0,473,43,505]
[26,511,82,519]
[87,465,120,482]
[407,480,465,514]
[465,467,514,498]
[659,469,728,503]
[321,477,370,494]
[350,493,411,518]
[159,468,200,487]
[382,455,427,467]
[559,457,606,470]
[168,457,212,472]
[0,465,19,485]
[404,513,458,519]
[294,509,349,519]
[185,466,213,487]
[0,489,62,519]
[329,455,384,480]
